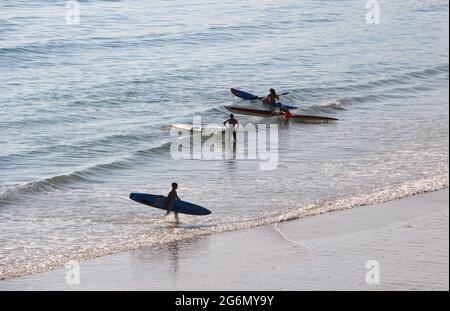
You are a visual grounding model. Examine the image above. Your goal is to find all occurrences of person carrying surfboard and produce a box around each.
[223,114,239,141]
[164,182,180,223]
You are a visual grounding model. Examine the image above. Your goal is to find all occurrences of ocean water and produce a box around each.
[0,0,448,279]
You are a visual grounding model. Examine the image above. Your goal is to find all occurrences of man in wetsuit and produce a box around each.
[164,182,180,223]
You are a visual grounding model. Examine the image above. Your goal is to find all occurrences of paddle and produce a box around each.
[257,92,289,100]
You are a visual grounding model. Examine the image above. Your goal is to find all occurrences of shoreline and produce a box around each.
[1,188,448,290]
[0,176,447,281]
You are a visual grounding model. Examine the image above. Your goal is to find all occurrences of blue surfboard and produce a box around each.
[129,193,211,216]
[230,88,298,110]
[230,88,260,100]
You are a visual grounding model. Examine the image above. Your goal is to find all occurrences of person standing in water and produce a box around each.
[264,88,292,119]
[164,182,180,223]
[223,114,239,141]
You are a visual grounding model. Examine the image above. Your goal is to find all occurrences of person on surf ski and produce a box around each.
[279,106,293,119]
[223,114,239,141]
[264,88,292,119]
[164,182,180,223]
[263,88,280,105]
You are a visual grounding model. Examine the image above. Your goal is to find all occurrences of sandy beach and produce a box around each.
[1,189,448,291]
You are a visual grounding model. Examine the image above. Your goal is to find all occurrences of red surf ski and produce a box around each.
[224,106,338,123]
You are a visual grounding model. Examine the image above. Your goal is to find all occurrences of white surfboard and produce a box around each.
[171,123,227,135]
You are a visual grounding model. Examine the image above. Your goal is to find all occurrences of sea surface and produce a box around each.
[0,0,448,279]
